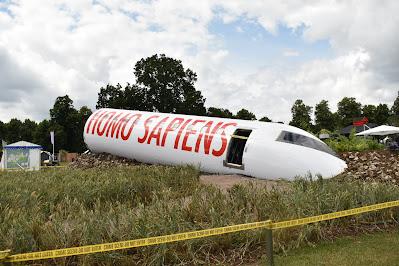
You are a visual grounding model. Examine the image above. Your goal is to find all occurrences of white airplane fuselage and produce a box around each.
[84,108,347,180]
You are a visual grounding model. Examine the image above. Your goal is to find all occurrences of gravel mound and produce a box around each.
[70,150,399,185]
[340,150,399,184]
[70,152,140,169]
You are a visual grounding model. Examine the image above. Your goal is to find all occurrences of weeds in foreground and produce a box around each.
[0,167,398,265]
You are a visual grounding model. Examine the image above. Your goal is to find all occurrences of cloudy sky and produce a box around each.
[0,0,398,122]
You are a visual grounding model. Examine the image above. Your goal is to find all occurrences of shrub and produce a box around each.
[325,130,384,152]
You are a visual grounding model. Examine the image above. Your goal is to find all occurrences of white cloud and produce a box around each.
[0,0,398,124]
[0,0,220,120]
[217,0,399,83]
[283,49,300,57]
[208,0,399,121]
[235,26,243,33]
[200,49,395,122]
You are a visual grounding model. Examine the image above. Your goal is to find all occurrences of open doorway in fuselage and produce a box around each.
[224,129,252,169]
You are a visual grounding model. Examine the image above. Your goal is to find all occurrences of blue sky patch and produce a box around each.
[208,17,333,71]
[0,0,13,17]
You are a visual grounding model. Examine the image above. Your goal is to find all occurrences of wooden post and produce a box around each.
[265,222,274,266]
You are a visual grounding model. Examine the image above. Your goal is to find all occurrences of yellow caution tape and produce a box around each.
[0,168,26,172]
[0,250,10,260]
[0,166,66,172]
[4,221,272,262]
[272,200,399,229]
[41,165,66,169]
[2,200,399,263]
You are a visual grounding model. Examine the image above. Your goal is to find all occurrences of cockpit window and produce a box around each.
[276,131,337,156]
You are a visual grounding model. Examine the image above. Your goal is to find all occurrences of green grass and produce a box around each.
[274,229,399,266]
[0,166,399,265]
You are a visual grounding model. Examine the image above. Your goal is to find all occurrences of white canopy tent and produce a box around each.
[356,125,399,136]
[0,141,42,170]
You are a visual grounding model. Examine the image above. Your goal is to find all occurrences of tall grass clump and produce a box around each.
[325,130,384,152]
[0,167,398,265]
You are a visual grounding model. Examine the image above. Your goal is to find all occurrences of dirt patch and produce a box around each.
[200,174,289,191]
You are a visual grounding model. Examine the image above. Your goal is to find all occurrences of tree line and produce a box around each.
[290,96,399,133]
[0,96,92,153]
[0,54,398,152]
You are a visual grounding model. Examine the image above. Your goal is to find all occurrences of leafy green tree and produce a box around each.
[207,107,234,118]
[50,95,77,127]
[32,121,67,153]
[50,95,79,151]
[77,106,93,122]
[134,54,206,115]
[49,123,68,153]
[33,120,52,151]
[391,91,399,115]
[33,98,92,153]
[96,84,125,109]
[362,104,377,122]
[289,99,312,131]
[0,97,90,153]
[98,55,207,115]
[96,83,151,111]
[123,84,151,111]
[235,109,256,120]
[375,104,390,125]
[0,121,5,143]
[74,106,93,152]
[20,119,37,142]
[314,100,334,132]
[5,118,23,143]
[332,112,341,129]
[179,87,207,115]
[389,91,399,126]
[388,115,399,126]
[337,97,362,126]
[259,116,272,122]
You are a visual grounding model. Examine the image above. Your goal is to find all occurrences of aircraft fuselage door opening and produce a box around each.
[224,129,252,169]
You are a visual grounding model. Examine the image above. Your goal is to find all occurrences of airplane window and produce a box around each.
[276,131,337,156]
